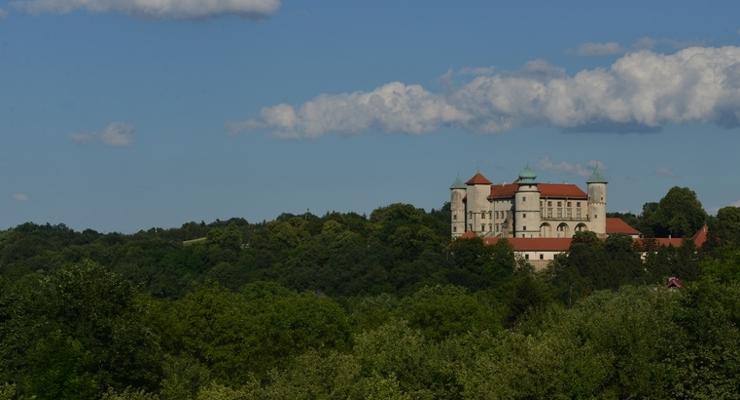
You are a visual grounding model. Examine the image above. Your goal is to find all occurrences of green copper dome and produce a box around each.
[587,166,607,183]
[450,176,466,190]
[518,165,537,184]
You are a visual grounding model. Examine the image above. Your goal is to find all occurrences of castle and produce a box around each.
[450,167,608,239]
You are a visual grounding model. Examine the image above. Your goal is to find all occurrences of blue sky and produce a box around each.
[1,0,739,232]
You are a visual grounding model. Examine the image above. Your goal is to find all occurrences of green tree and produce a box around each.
[648,187,707,237]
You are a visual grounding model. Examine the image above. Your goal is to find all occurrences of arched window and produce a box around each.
[540,223,552,237]
[557,223,570,238]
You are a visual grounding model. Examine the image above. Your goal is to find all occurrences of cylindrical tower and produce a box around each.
[450,177,467,238]
[514,166,541,238]
[587,167,608,236]
[465,172,493,236]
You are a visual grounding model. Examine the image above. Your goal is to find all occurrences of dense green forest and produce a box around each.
[1,186,738,399]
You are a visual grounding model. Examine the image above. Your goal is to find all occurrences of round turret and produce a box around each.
[514,166,541,238]
[587,167,608,236]
[450,176,467,238]
[465,172,493,236]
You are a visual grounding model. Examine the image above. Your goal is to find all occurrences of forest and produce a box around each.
[0,186,738,399]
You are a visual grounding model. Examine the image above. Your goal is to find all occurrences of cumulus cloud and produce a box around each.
[12,193,29,202]
[70,122,135,147]
[235,46,740,138]
[538,157,604,178]
[575,42,624,56]
[11,0,280,19]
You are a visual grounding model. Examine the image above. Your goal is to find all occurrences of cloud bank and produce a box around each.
[575,42,624,56]
[237,46,740,138]
[538,157,604,178]
[12,0,280,19]
[70,122,135,147]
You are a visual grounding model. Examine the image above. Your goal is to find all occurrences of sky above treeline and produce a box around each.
[1,0,739,232]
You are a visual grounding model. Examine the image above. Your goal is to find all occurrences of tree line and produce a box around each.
[0,186,738,399]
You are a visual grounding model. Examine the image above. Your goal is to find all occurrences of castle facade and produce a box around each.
[450,167,608,239]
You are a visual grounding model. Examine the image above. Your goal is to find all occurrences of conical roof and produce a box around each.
[518,165,537,184]
[450,176,466,190]
[587,166,607,183]
[465,172,492,185]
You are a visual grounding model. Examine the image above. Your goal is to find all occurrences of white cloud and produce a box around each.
[575,42,624,56]
[70,122,135,147]
[537,157,604,178]
[12,193,29,202]
[11,0,280,19]
[732,200,740,207]
[236,46,740,138]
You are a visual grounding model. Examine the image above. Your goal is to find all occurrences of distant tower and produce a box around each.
[587,166,608,236]
[450,176,467,238]
[514,166,541,238]
[465,172,493,236]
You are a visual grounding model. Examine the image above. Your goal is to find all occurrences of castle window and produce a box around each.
[453,226,457,232]
[481,224,485,231]
[557,201,562,207]
[576,209,582,218]
[557,208,563,218]
[525,254,529,260]
[548,201,552,206]
[481,213,485,220]
[523,196,526,202]
[539,254,544,260]
[453,214,457,220]
[523,226,527,231]
[601,196,604,201]
[577,202,581,207]
[523,213,526,219]
[469,224,472,230]
[567,202,572,207]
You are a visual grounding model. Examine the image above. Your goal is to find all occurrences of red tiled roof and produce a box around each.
[537,183,588,199]
[691,225,709,248]
[489,183,519,199]
[606,218,641,236]
[466,172,492,185]
[488,183,587,200]
[482,237,573,251]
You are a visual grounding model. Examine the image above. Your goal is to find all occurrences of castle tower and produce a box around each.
[465,172,493,236]
[514,166,541,238]
[587,167,608,236]
[450,177,467,238]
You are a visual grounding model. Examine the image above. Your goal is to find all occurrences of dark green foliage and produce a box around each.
[0,193,737,399]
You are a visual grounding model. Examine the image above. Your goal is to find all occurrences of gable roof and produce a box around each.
[488,183,587,200]
[466,172,492,185]
[606,218,641,236]
[537,183,588,199]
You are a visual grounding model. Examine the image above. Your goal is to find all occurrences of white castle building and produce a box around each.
[450,167,608,239]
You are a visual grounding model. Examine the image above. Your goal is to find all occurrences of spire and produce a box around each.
[450,175,466,190]
[517,164,537,184]
[587,166,607,183]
